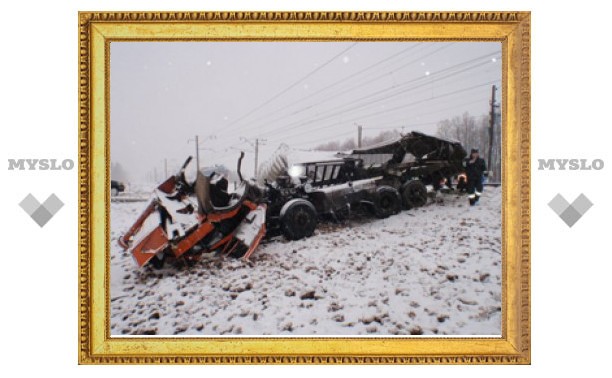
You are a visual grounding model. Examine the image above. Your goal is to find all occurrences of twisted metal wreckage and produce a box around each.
[118,131,467,268]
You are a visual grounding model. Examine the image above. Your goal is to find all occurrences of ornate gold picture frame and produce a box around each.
[78,11,530,364]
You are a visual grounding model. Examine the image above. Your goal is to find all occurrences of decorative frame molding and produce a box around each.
[78,11,530,364]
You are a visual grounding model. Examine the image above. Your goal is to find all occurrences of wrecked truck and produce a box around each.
[261,131,467,236]
[118,154,268,269]
[118,152,333,268]
[262,158,401,240]
[348,131,467,205]
[119,132,466,268]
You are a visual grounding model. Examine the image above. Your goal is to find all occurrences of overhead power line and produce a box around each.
[214,42,358,135]
[223,43,454,138]
[261,54,500,139]
[222,43,426,132]
[284,79,501,146]
[363,96,489,130]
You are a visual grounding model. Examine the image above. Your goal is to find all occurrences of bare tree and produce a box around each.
[314,140,341,151]
[339,139,357,151]
[111,162,130,182]
[436,112,501,182]
[315,130,400,151]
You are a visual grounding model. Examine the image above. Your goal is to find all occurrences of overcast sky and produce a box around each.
[110,41,501,181]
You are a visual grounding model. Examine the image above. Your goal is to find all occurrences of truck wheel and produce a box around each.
[402,180,427,209]
[372,186,401,219]
[150,254,165,270]
[280,199,317,240]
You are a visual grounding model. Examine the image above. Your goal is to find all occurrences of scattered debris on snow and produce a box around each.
[110,187,502,336]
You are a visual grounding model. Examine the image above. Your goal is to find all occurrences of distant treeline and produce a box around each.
[314,129,401,151]
[436,112,501,182]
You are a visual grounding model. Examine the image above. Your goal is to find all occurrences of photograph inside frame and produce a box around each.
[109,41,503,337]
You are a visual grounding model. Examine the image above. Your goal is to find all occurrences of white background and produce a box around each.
[0,0,610,375]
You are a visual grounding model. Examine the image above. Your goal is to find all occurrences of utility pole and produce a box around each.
[254,138,267,178]
[239,137,265,178]
[254,139,259,178]
[188,134,216,174]
[194,135,200,173]
[164,158,168,177]
[356,123,363,148]
[488,85,496,179]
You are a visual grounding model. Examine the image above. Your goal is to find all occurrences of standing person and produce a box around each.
[464,148,487,206]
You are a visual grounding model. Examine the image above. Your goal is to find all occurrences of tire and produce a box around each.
[371,186,401,219]
[111,188,118,197]
[280,199,318,240]
[401,180,428,209]
[150,254,165,270]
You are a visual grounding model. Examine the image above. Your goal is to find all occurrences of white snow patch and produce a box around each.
[110,187,502,336]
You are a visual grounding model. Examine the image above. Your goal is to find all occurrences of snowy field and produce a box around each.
[110,187,502,336]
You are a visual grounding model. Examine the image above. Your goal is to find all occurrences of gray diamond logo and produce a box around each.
[548,193,593,227]
[19,193,64,227]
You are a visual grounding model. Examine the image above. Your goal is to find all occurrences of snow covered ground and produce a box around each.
[110,187,502,336]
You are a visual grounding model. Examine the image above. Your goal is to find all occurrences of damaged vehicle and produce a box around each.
[347,131,467,206]
[261,131,467,238]
[119,131,466,268]
[263,158,401,240]
[118,154,267,268]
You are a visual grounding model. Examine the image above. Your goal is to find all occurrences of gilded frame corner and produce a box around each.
[78,11,530,364]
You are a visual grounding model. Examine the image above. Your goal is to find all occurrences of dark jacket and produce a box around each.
[464,157,487,179]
